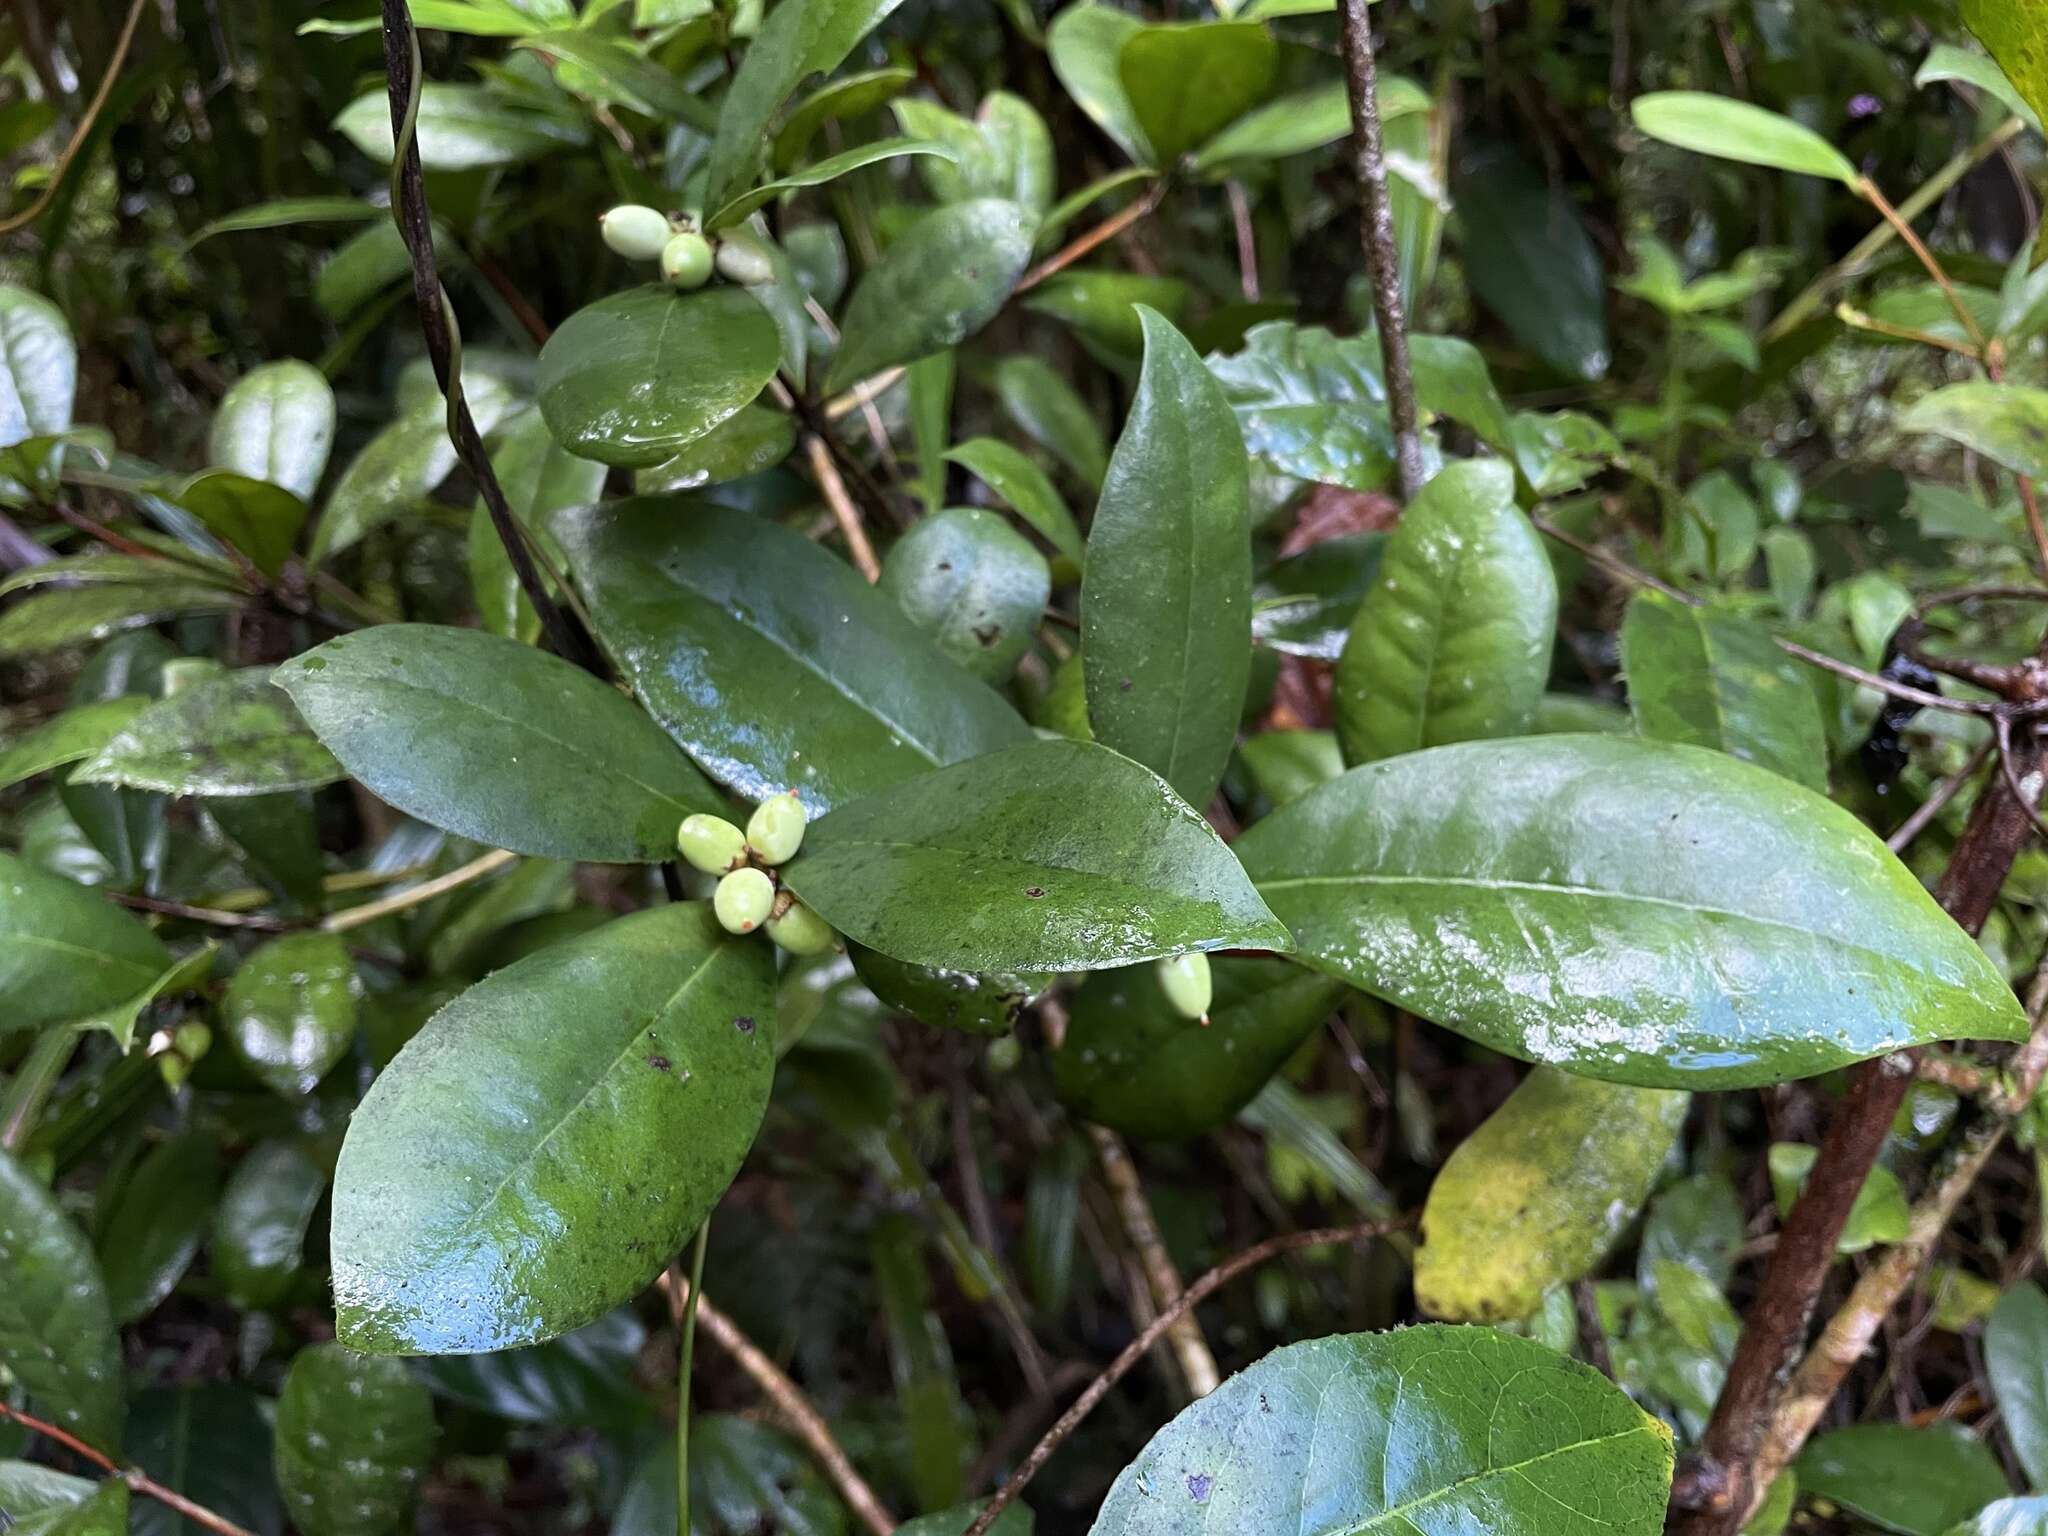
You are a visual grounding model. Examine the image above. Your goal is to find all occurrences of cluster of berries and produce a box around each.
[599,204,776,291]
[678,792,836,955]
[151,1020,212,1089]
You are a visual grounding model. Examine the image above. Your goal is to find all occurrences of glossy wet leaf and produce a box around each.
[707,138,956,230]
[1621,593,1826,789]
[1457,146,1609,382]
[1083,307,1251,807]
[773,66,916,170]
[1796,1423,2009,1536]
[1767,1142,1908,1253]
[848,945,1052,1036]
[0,286,77,450]
[1234,734,2027,1088]
[0,697,148,791]
[1053,955,1342,1139]
[1118,21,1277,165]
[214,1140,329,1310]
[170,471,308,579]
[1252,535,1386,662]
[881,507,1049,683]
[536,286,781,468]
[1946,1499,2048,1536]
[1632,91,1860,186]
[990,353,1110,489]
[1203,321,1404,490]
[1188,75,1428,175]
[0,850,169,1035]
[128,1386,283,1536]
[634,405,796,494]
[944,438,1085,566]
[616,1414,852,1536]
[276,624,721,862]
[71,668,341,797]
[0,1463,128,1535]
[208,359,336,503]
[1334,459,1555,763]
[223,932,359,1098]
[1900,382,2048,480]
[894,93,1055,214]
[1964,0,2048,131]
[1988,1284,2048,1488]
[826,199,1038,392]
[412,1310,650,1431]
[1087,1326,1673,1535]
[467,407,604,640]
[0,1150,123,1454]
[782,737,1290,973]
[274,1344,436,1536]
[561,497,1029,813]
[1415,1069,1689,1321]
[311,380,517,563]
[333,84,585,169]
[0,582,244,659]
[331,904,774,1353]
[511,30,713,127]
[98,1135,218,1323]
[1047,3,1151,163]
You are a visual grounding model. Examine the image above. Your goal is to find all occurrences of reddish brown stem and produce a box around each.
[0,1401,257,1536]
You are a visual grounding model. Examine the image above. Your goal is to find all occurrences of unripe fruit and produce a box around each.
[151,1020,211,1089]
[714,866,776,934]
[678,813,748,875]
[714,231,777,286]
[174,1021,213,1062]
[1157,952,1212,1022]
[661,231,715,290]
[600,204,674,261]
[746,791,806,865]
[766,897,836,956]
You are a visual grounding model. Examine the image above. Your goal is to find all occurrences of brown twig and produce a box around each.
[959,1218,1404,1536]
[109,892,295,932]
[1225,179,1260,301]
[662,1276,896,1536]
[321,848,518,933]
[0,0,148,237]
[1857,176,1989,358]
[1087,1124,1219,1399]
[0,1401,257,1536]
[1336,0,1423,500]
[1887,737,1993,853]
[803,434,881,582]
[1017,180,1168,293]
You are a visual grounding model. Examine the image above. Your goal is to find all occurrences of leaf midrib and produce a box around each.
[1343,1423,1658,1532]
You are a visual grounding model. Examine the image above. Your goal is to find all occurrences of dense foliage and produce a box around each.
[11,0,2048,1533]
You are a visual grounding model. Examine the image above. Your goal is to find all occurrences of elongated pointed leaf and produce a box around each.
[0,1463,127,1535]
[1087,1326,1672,1535]
[208,359,336,503]
[0,582,243,659]
[1621,592,1827,790]
[783,738,1290,972]
[1901,382,2048,479]
[1082,307,1251,807]
[944,438,1085,566]
[1631,92,1859,185]
[1989,1284,2048,1490]
[707,138,955,231]
[98,1135,218,1323]
[1334,458,1555,763]
[0,850,169,1036]
[171,471,309,579]
[0,697,149,790]
[1234,734,2027,1087]
[275,625,722,862]
[274,1344,436,1536]
[560,497,1030,813]
[0,1150,123,1454]
[1964,0,2048,131]
[72,669,342,797]
[1796,1423,2008,1536]
[215,1140,329,1309]
[333,84,586,169]
[332,904,775,1353]
[1048,3,1152,163]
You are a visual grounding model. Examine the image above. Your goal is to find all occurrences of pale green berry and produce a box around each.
[678,813,748,875]
[766,897,836,956]
[173,1020,213,1062]
[746,790,806,865]
[714,231,777,286]
[1157,952,1212,1021]
[600,203,674,261]
[985,1035,1022,1073]
[662,230,715,290]
[714,866,776,934]
[152,1020,212,1089]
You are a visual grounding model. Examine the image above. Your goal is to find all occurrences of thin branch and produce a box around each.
[1017,180,1168,294]
[1887,737,1993,853]
[0,0,148,237]
[109,893,296,931]
[1225,179,1260,301]
[959,1219,1404,1536]
[0,1401,257,1536]
[803,434,881,582]
[321,848,518,933]
[663,1275,896,1536]
[1857,176,1988,358]
[377,1,600,676]
[1087,1125,1220,1399]
[1335,0,1423,500]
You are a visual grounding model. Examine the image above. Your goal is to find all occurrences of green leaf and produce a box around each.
[467,406,605,640]
[1946,1498,2048,1536]
[1203,321,1404,490]
[617,1415,852,1536]
[773,67,917,171]
[97,1134,217,1323]
[1766,1142,1908,1253]
[1334,459,1555,763]
[1415,1069,1689,1321]
[0,1150,123,1454]
[1252,534,1386,662]
[1048,3,1152,164]
[170,471,308,580]
[634,404,796,495]
[0,697,149,791]
[71,668,341,797]
[536,286,779,469]
[274,1344,436,1536]
[0,850,169,1035]
[989,354,1109,490]
[1631,92,1860,186]
[331,904,775,1353]
[332,84,587,169]
[897,1501,1031,1536]
[207,359,336,504]
[1023,271,1188,364]
[213,1139,328,1310]
[68,944,217,1053]
[893,93,1056,214]
[703,0,910,211]
[1963,0,2048,133]
[944,439,1084,566]
[0,582,243,659]
[412,1310,649,1431]
[1918,43,2041,131]
[825,199,1038,393]
[311,379,518,563]
[187,195,380,245]
[1189,75,1428,175]
[512,31,714,128]
[1053,955,1342,1139]
[1988,1284,2048,1489]
[1456,147,1609,381]
[1082,307,1251,807]
[0,1463,127,1536]
[1796,1423,2009,1536]
[0,287,77,449]
[706,138,958,231]
[846,945,1052,1036]
[783,737,1290,972]
[1087,1326,1673,1535]
[128,1387,282,1536]
[1900,382,2048,480]
[1118,20,1277,165]
[222,932,360,1098]
[1621,592,1827,790]
[1234,734,2028,1088]
[561,497,1030,813]
[880,507,1049,683]
[275,625,721,862]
